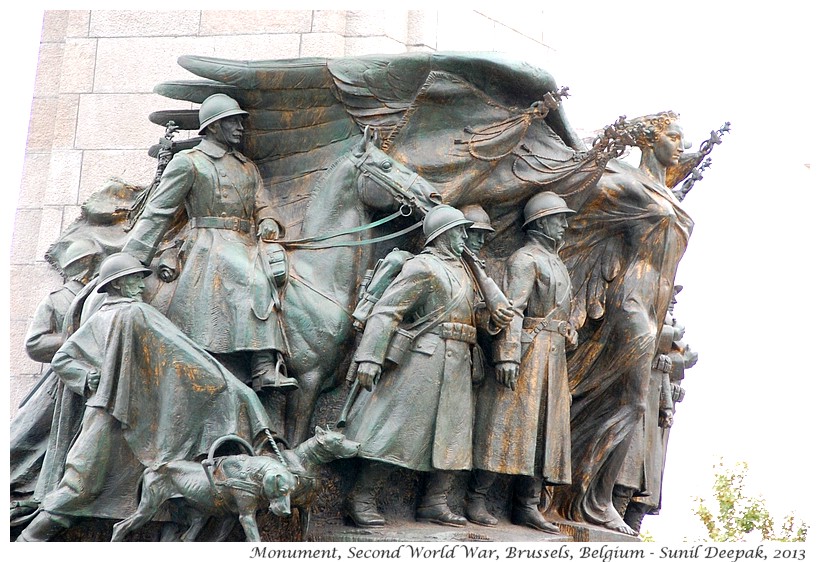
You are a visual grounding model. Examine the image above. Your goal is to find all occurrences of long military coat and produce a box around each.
[124,138,283,354]
[10,280,83,496]
[42,296,271,519]
[344,247,481,472]
[473,231,572,485]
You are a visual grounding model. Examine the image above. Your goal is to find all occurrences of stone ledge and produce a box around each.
[555,520,641,543]
[307,519,572,543]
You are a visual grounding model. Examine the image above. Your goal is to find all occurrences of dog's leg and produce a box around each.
[111,472,168,542]
[298,506,312,541]
[180,512,209,542]
[238,510,262,542]
[159,522,183,542]
[210,516,237,542]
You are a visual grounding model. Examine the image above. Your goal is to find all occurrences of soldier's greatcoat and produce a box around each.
[10,280,83,496]
[42,296,271,520]
[473,230,572,485]
[124,138,283,354]
[344,247,482,472]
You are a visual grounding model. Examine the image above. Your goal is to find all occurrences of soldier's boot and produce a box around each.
[510,476,559,534]
[15,511,69,542]
[343,461,389,528]
[416,471,466,527]
[252,350,299,392]
[465,469,498,527]
[623,501,649,534]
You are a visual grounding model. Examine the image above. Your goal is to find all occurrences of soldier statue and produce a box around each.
[342,205,507,528]
[458,204,495,254]
[470,192,577,533]
[622,286,698,533]
[10,239,102,520]
[123,93,297,393]
[18,253,272,541]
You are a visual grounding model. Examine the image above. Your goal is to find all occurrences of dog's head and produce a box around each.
[311,426,360,462]
[261,462,298,517]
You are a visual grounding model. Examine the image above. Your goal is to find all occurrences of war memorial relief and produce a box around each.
[9,50,725,543]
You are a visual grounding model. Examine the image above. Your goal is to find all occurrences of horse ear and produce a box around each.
[314,425,326,436]
[354,128,369,155]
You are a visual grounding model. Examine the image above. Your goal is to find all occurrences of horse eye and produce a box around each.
[380,161,392,171]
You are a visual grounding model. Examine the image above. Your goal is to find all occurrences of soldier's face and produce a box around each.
[63,255,94,284]
[465,229,486,253]
[442,225,468,256]
[216,115,245,147]
[539,213,569,242]
[112,273,146,301]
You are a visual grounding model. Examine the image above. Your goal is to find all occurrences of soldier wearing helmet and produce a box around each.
[18,252,273,541]
[458,204,494,254]
[124,93,297,398]
[469,191,576,533]
[11,239,103,517]
[342,205,502,529]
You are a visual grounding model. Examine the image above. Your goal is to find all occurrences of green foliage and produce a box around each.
[694,460,809,542]
[639,529,655,542]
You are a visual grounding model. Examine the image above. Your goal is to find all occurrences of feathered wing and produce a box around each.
[151,53,588,236]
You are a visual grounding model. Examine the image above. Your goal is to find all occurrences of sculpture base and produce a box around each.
[307,519,573,542]
[554,520,641,543]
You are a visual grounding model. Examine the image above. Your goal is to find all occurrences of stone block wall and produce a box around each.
[9,9,558,413]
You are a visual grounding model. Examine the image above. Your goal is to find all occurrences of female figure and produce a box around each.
[550,112,695,536]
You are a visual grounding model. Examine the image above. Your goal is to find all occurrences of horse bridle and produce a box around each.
[275,143,430,251]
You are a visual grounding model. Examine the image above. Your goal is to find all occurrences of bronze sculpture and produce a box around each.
[612,291,679,522]
[10,239,102,521]
[470,192,576,533]
[18,253,275,541]
[111,438,297,543]
[10,51,727,541]
[549,112,696,536]
[622,286,698,533]
[123,93,297,394]
[459,205,495,254]
[42,53,614,449]
[341,205,506,528]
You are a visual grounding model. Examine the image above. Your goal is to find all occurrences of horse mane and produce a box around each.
[300,149,353,222]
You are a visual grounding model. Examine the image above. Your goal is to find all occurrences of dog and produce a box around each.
[111,453,297,542]
[283,426,361,539]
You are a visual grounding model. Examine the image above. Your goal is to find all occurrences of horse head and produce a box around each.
[349,126,441,217]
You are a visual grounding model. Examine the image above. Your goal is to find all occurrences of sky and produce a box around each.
[4,0,819,546]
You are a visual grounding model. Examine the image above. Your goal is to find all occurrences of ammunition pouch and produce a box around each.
[385,328,415,365]
[436,322,477,344]
[520,316,572,358]
[385,322,477,366]
[261,242,289,289]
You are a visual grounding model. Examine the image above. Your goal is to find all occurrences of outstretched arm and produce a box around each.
[123,155,194,265]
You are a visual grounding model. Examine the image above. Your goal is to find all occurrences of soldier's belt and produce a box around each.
[433,322,477,344]
[522,316,571,339]
[190,216,251,233]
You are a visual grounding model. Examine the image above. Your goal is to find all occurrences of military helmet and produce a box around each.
[459,204,494,232]
[198,93,249,134]
[522,191,575,227]
[423,205,473,245]
[60,238,101,271]
[96,252,153,293]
